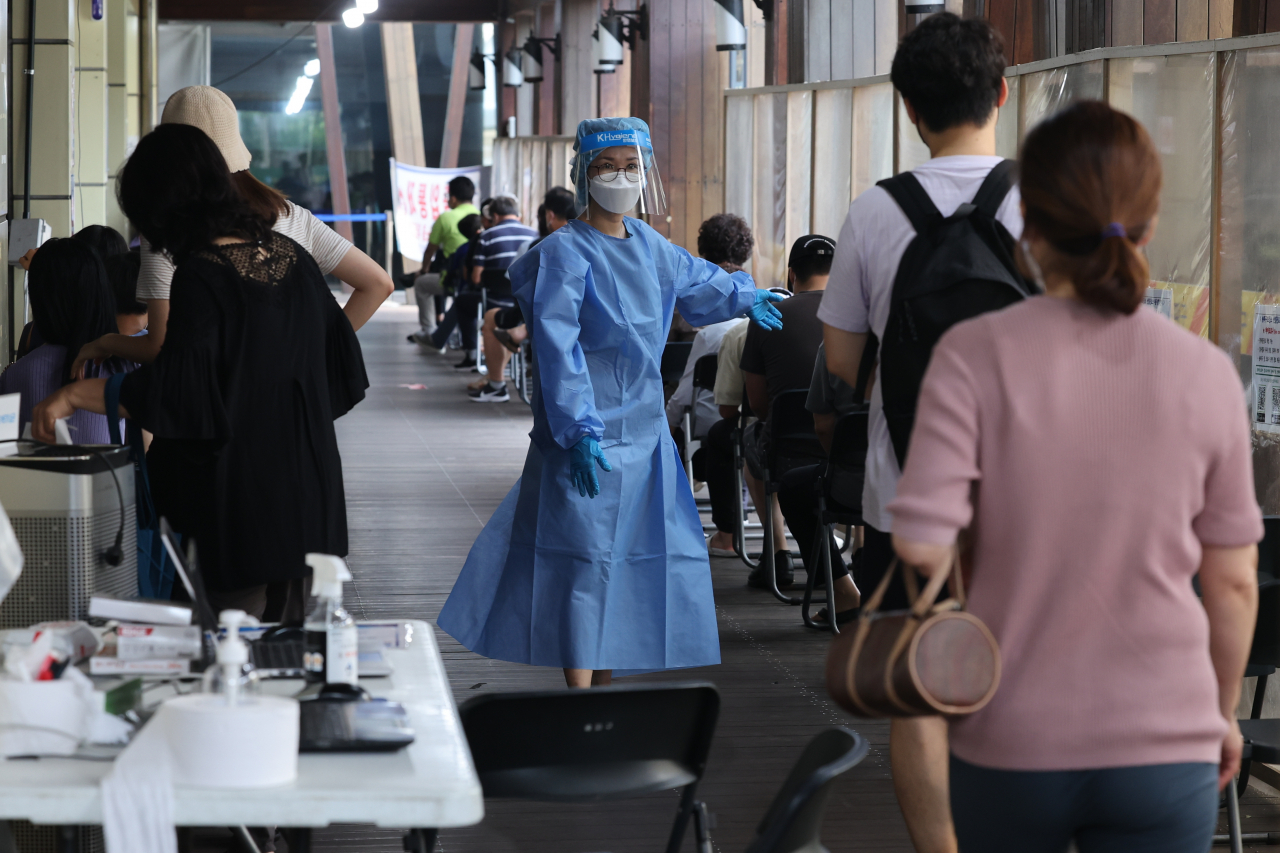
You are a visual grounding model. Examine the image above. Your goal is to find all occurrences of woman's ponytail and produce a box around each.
[1019,101,1162,316]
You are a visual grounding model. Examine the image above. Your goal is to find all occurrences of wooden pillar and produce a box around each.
[441,23,475,168]
[765,0,788,85]
[535,2,558,135]
[105,0,132,235]
[560,0,598,133]
[382,22,425,270]
[315,25,353,242]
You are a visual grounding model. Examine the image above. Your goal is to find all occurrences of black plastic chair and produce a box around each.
[460,682,720,853]
[800,409,868,634]
[757,390,828,605]
[744,728,869,853]
[662,341,695,385]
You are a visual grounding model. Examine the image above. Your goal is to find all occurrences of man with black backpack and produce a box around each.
[818,14,1035,853]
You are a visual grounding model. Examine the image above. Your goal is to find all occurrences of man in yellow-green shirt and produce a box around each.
[411,175,481,342]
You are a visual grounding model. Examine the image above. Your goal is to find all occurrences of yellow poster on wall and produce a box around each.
[1147,282,1208,338]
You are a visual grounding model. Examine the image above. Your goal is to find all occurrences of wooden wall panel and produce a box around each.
[681,0,702,249]
[1176,0,1208,38]
[987,0,1019,59]
[534,3,557,136]
[1112,0,1143,45]
[831,0,855,80]
[560,0,597,133]
[1144,0,1176,41]
[649,0,675,239]
[808,0,832,81]
[1014,0,1040,61]
[1210,0,1232,34]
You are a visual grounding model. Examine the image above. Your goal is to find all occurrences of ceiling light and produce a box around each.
[303,58,321,77]
[356,0,378,14]
[503,48,524,87]
[285,76,314,115]
[342,8,364,27]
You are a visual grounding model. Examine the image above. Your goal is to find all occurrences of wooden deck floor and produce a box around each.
[314,295,1280,853]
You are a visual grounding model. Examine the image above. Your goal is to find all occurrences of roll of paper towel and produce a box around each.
[160,694,299,788]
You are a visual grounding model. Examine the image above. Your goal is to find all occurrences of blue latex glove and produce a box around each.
[748,289,785,331]
[570,436,613,498]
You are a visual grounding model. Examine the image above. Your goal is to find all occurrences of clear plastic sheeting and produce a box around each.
[490,137,577,223]
[785,91,814,253]
[1218,47,1280,510]
[853,83,893,197]
[813,87,853,238]
[724,95,754,226]
[995,75,1020,160]
[897,92,931,174]
[753,92,788,289]
[1021,60,1104,135]
[1109,54,1214,340]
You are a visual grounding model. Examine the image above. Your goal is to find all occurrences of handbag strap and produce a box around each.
[862,547,965,619]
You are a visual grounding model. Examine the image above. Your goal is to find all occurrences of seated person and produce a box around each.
[739,235,837,590]
[428,195,537,373]
[700,313,788,568]
[669,213,756,454]
[0,239,130,442]
[410,176,480,342]
[418,213,483,353]
[776,340,867,624]
[106,250,148,337]
[473,187,578,400]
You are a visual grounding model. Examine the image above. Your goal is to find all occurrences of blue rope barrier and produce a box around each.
[311,212,389,222]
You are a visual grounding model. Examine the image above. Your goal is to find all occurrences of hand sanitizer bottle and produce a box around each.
[303,554,358,685]
[202,609,261,704]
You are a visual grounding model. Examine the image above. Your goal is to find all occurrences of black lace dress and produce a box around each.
[119,234,368,591]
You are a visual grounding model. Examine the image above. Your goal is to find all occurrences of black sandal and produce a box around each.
[810,606,860,628]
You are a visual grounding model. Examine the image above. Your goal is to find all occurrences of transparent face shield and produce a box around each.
[575,131,668,220]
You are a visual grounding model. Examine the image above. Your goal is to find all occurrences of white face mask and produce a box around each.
[589,174,643,215]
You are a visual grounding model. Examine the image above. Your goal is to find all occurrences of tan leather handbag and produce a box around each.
[826,553,1001,718]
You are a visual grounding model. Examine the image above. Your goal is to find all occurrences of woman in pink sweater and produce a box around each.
[889,101,1262,852]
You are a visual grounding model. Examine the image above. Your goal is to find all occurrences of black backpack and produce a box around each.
[877,159,1038,468]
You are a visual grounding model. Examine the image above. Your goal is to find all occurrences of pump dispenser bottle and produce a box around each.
[202,609,261,703]
[304,553,358,685]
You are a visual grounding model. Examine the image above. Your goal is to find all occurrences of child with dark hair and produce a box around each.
[0,238,129,441]
[72,224,130,261]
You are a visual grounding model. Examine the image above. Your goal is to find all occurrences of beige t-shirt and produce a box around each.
[135,201,353,301]
[712,320,751,408]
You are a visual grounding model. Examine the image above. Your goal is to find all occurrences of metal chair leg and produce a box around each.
[762,491,803,605]
[665,784,700,853]
[1227,772,1244,853]
[403,828,438,853]
[733,461,759,569]
[682,411,694,487]
[692,800,713,853]
[801,523,834,631]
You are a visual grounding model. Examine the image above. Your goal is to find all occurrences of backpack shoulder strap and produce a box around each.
[971,159,1017,219]
[877,172,942,236]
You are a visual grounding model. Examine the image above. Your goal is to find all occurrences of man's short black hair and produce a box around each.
[544,186,577,222]
[890,13,1006,135]
[790,254,833,284]
[449,176,476,202]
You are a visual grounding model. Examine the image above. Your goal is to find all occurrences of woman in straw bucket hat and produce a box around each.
[71,85,392,376]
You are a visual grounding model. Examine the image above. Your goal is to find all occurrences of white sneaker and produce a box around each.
[469,383,510,403]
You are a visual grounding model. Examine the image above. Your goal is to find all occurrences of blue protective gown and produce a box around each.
[436,218,757,672]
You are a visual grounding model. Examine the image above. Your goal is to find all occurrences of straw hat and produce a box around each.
[160,85,252,173]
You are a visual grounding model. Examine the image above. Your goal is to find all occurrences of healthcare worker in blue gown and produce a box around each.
[437,117,785,688]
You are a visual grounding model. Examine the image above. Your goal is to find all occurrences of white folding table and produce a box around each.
[0,620,484,851]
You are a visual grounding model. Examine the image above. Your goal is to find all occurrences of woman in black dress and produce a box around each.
[32,124,367,617]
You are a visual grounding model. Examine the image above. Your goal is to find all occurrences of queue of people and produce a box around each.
[0,15,1264,848]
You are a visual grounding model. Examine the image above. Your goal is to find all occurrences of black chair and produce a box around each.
[460,682,720,853]
[745,728,869,853]
[800,409,868,633]
[753,391,828,605]
[662,341,695,386]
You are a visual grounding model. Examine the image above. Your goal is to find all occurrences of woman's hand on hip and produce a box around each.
[1220,717,1244,791]
[31,386,76,444]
